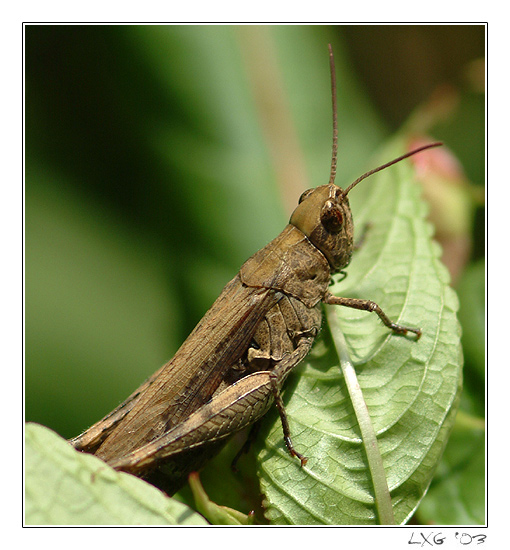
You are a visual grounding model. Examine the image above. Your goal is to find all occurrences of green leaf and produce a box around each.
[457,259,485,380]
[415,260,485,525]
[416,413,485,524]
[257,138,463,525]
[25,423,208,525]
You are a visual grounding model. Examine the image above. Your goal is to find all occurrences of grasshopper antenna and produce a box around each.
[341,141,443,197]
[327,45,441,196]
[328,44,338,186]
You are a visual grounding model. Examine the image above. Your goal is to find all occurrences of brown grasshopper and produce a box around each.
[70,46,441,495]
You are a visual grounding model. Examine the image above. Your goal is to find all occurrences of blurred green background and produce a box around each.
[25,25,485,513]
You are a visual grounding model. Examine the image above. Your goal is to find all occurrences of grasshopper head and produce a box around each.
[297,45,443,273]
[290,183,354,272]
[289,142,444,273]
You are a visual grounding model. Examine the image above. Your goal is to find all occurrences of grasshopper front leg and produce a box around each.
[323,292,422,338]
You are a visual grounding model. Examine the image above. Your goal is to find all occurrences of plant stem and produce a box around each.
[325,305,395,525]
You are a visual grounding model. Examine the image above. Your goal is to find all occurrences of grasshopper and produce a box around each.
[70,46,441,496]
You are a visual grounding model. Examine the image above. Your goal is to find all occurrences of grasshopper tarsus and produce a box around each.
[287,440,308,467]
[390,324,422,339]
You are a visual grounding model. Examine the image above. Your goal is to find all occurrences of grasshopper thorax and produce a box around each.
[290,183,354,272]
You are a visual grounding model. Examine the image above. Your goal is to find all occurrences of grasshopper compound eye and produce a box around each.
[320,200,343,234]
